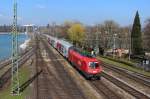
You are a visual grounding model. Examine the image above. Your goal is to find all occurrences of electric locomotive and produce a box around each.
[68,47,102,79]
[44,34,102,80]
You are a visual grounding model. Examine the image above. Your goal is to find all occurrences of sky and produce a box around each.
[0,0,150,26]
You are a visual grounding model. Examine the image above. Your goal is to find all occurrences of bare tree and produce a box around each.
[118,26,131,49]
[99,20,120,49]
[143,18,150,51]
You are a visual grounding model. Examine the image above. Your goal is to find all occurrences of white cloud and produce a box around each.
[36,4,46,9]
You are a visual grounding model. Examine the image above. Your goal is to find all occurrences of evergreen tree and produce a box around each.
[131,11,144,55]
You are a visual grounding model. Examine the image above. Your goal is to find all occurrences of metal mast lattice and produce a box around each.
[11,0,20,95]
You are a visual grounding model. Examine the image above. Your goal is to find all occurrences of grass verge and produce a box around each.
[0,65,30,99]
[98,56,150,77]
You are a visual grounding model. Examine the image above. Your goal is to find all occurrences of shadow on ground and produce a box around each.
[13,70,42,93]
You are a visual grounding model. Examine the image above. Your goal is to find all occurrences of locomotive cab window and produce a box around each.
[89,62,99,69]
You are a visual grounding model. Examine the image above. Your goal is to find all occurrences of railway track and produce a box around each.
[102,71,150,99]
[102,60,150,80]
[90,80,122,99]
[35,37,86,99]
[0,49,34,71]
[35,41,51,99]
[0,58,11,70]
[102,62,150,87]
[0,48,35,89]
[132,72,150,80]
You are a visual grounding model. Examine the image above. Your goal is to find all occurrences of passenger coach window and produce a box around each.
[61,46,64,53]
[64,49,66,54]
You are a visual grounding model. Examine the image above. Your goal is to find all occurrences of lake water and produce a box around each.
[0,33,28,60]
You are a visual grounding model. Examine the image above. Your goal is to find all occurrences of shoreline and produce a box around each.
[0,32,26,35]
[0,33,11,34]
[0,33,29,61]
[19,39,30,50]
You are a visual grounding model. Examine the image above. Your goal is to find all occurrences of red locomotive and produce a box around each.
[44,34,103,80]
[68,47,102,79]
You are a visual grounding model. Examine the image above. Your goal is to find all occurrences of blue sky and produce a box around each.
[0,0,150,26]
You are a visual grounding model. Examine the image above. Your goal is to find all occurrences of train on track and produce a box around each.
[44,34,103,80]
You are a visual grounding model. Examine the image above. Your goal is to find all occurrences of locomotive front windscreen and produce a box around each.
[89,62,99,69]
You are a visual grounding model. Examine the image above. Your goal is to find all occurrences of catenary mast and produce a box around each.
[11,0,20,95]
